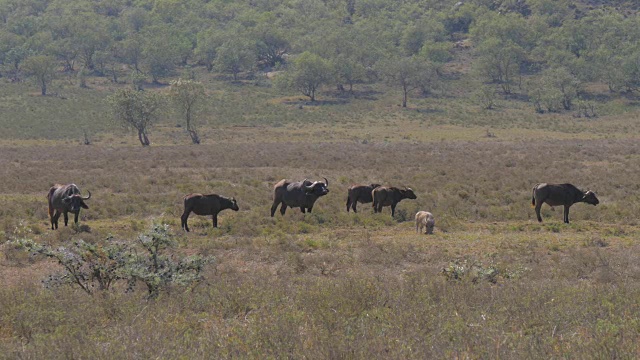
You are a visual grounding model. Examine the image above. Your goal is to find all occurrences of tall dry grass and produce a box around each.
[1,135,640,358]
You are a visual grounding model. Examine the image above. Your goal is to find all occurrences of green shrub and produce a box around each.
[13,224,214,299]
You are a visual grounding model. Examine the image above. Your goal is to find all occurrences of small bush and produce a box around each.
[13,224,214,298]
[442,258,499,283]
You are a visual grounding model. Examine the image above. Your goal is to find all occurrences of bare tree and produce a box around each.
[22,55,56,96]
[169,79,205,144]
[108,88,164,146]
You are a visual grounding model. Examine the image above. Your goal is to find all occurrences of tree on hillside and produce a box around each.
[527,0,572,27]
[253,24,289,68]
[474,37,525,94]
[108,88,164,146]
[142,24,191,83]
[526,66,580,112]
[470,11,533,50]
[419,41,453,64]
[22,55,56,95]
[379,55,433,108]
[169,79,205,144]
[72,14,111,71]
[0,30,28,74]
[276,52,333,102]
[545,67,580,110]
[400,18,447,56]
[214,40,256,81]
[120,34,144,73]
[194,28,223,72]
[49,37,79,72]
[333,55,366,94]
[620,51,640,93]
[94,46,119,82]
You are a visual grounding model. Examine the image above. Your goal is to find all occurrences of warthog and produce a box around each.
[47,184,91,230]
[346,183,381,212]
[181,193,239,232]
[271,178,329,216]
[372,186,417,217]
[415,211,435,234]
[532,183,599,224]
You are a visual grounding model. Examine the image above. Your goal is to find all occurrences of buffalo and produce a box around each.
[346,183,381,212]
[271,178,329,216]
[415,211,435,234]
[372,186,417,217]
[47,183,91,230]
[181,193,239,232]
[532,183,599,224]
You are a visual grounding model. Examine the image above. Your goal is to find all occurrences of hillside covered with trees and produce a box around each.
[1,0,639,118]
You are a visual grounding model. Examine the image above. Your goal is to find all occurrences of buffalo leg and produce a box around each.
[52,211,61,229]
[63,211,69,226]
[270,202,281,217]
[212,214,218,228]
[535,203,543,222]
[391,204,396,217]
[346,197,351,212]
[564,206,570,224]
[181,210,191,232]
[300,207,306,214]
[280,204,287,215]
[307,206,313,213]
[74,211,79,224]
[352,200,358,213]
[50,210,58,230]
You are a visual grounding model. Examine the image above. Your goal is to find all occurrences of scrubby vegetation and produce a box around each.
[1,0,640,358]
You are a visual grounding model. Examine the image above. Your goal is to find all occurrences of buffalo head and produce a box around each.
[62,190,91,212]
[304,177,329,197]
[583,191,599,205]
[402,187,417,200]
[230,197,240,211]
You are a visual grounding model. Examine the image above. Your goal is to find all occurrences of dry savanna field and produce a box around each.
[1,76,640,359]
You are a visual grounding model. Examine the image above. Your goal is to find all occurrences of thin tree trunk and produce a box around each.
[189,129,200,144]
[138,129,150,146]
[402,84,407,107]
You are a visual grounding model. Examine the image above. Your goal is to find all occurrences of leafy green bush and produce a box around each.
[126,224,213,298]
[13,224,214,299]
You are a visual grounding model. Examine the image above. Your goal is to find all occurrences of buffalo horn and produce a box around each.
[82,190,91,200]
[303,179,314,192]
[323,177,328,186]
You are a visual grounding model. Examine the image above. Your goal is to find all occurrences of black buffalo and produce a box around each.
[271,178,329,216]
[47,183,91,230]
[346,183,381,212]
[181,193,239,232]
[372,186,417,217]
[532,183,599,224]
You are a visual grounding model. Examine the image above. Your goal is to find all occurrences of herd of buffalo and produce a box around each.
[46,180,600,235]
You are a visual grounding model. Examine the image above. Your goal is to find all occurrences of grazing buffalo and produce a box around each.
[532,183,599,224]
[372,186,417,217]
[181,193,239,232]
[346,183,382,212]
[271,178,329,216]
[415,211,435,234]
[47,184,91,230]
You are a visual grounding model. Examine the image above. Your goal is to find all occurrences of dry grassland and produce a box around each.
[1,128,640,358]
